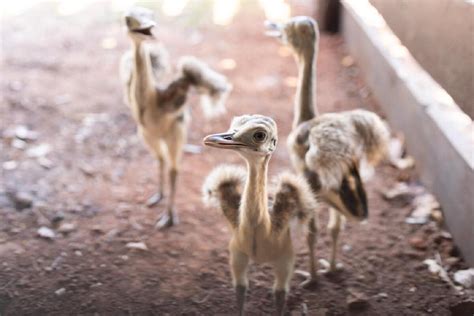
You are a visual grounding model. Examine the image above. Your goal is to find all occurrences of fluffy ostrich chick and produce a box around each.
[266,17,390,272]
[202,115,318,315]
[120,7,231,228]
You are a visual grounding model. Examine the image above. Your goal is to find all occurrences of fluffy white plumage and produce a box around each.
[296,109,389,190]
[272,172,318,216]
[202,164,246,210]
[203,164,318,233]
[179,56,232,118]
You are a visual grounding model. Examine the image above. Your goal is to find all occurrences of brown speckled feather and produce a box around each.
[179,56,232,118]
[157,77,191,112]
[270,172,317,234]
[202,165,246,229]
[288,109,389,191]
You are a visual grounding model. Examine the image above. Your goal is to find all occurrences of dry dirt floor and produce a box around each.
[0,2,472,315]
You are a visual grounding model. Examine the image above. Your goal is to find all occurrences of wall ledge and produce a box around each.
[341,0,474,265]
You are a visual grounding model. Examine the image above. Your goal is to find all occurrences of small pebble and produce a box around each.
[11,191,34,210]
[409,236,428,250]
[126,241,148,251]
[58,222,76,233]
[12,139,27,149]
[347,288,369,311]
[55,288,66,296]
[453,268,474,289]
[90,282,102,288]
[37,227,55,240]
[51,212,65,224]
[3,161,18,170]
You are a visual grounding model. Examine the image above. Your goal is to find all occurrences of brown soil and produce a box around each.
[0,2,471,316]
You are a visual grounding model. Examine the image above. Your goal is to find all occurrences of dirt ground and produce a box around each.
[0,2,472,315]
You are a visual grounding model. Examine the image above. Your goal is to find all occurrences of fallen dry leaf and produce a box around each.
[27,143,51,158]
[14,125,39,141]
[126,241,148,251]
[406,193,440,225]
[453,268,474,289]
[382,182,410,200]
[58,222,76,233]
[409,236,428,250]
[37,227,55,239]
[3,160,18,171]
[423,254,461,292]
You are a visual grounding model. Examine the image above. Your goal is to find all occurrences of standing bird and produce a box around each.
[120,7,231,228]
[265,17,389,274]
[202,115,318,315]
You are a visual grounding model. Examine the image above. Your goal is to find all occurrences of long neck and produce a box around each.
[240,155,272,231]
[131,41,156,99]
[293,47,317,129]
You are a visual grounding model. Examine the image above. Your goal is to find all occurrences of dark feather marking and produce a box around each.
[181,62,228,94]
[149,48,168,80]
[296,122,311,145]
[218,182,241,228]
[158,77,191,112]
[352,117,377,154]
[303,168,322,193]
[271,184,298,233]
[339,164,368,219]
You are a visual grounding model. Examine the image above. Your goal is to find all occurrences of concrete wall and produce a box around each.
[341,0,474,265]
[369,0,474,118]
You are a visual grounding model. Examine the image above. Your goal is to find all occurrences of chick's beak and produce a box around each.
[125,16,156,38]
[203,133,247,149]
[136,26,155,37]
[264,20,283,38]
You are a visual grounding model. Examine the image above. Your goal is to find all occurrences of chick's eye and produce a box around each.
[253,131,267,142]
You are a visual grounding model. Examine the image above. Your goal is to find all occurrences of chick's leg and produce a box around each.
[328,208,343,272]
[273,254,294,316]
[155,120,185,229]
[146,153,165,207]
[230,248,249,316]
[300,217,318,288]
[140,132,165,207]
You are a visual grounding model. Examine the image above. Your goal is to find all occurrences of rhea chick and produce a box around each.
[202,115,318,315]
[266,17,389,272]
[120,7,231,228]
